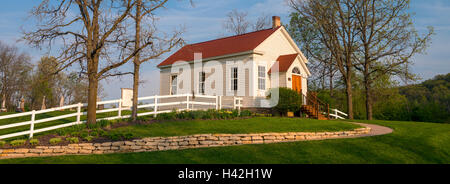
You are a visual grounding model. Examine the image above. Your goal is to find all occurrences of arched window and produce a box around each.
[292,67,301,74]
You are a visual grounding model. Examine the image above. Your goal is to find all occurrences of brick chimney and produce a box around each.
[272,16,281,29]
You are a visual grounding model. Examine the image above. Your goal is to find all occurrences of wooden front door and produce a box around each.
[292,75,302,94]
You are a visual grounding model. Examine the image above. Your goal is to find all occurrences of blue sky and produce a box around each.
[0,0,449,99]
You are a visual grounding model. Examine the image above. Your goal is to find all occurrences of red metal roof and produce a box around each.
[157,27,281,67]
[268,53,299,74]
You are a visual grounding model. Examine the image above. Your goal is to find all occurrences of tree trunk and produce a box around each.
[364,64,373,120]
[131,62,140,121]
[345,67,353,119]
[87,74,98,125]
[86,52,99,125]
[329,63,334,97]
[345,79,353,120]
[364,73,373,120]
[131,0,142,122]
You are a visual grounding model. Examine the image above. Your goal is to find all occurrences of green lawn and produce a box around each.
[1,119,449,164]
[107,117,361,138]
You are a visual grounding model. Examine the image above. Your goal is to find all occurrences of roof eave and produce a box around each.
[157,50,264,69]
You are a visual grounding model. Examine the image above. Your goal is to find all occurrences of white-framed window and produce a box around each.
[170,75,177,95]
[258,66,266,90]
[199,72,206,94]
[231,67,238,91]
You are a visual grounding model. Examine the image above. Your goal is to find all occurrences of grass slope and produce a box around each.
[0,119,449,164]
[107,117,361,138]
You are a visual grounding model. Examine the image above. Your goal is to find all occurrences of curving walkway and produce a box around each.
[351,122,393,137]
[0,122,393,160]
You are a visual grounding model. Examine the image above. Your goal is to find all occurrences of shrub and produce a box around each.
[240,110,252,117]
[90,131,99,137]
[124,132,134,140]
[136,115,151,121]
[107,132,135,141]
[98,129,107,137]
[97,120,110,128]
[154,109,252,121]
[66,137,79,144]
[10,139,26,147]
[49,138,62,145]
[84,136,93,142]
[155,110,177,121]
[71,131,81,137]
[80,131,89,139]
[268,88,302,116]
[0,140,7,147]
[29,139,39,146]
[56,124,85,136]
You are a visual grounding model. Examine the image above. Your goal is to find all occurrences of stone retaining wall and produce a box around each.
[0,127,370,159]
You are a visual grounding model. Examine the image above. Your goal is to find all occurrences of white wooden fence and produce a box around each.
[0,94,243,140]
[329,109,348,120]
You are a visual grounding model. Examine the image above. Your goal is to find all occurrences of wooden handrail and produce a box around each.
[301,90,331,120]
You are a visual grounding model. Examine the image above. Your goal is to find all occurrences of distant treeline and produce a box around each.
[315,73,449,123]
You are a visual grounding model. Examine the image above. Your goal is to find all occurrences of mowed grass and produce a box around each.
[107,117,362,138]
[0,119,449,164]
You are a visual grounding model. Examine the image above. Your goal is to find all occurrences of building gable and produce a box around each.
[157,27,281,68]
[254,27,311,77]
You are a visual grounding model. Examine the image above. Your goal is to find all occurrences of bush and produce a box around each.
[0,140,7,147]
[268,88,302,116]
[136,115,151,121]
[80,131,89,139]
[66,137,79,144]
[84,136,94,142]
[56,124,85,136]
[154,109,253,121]
[240,110,252,117]
[49,138,62,145]
[155,110,177,121]
[10,139,26,147]
[98,120,110,128]
[90,131,99,137]
[107,132,135,141]
[98,129,107,137]
[71,131,81,137]
[29,139,39,146]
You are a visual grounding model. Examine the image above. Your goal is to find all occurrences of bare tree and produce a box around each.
[288,12,339,97]
[23,0,153,124]
[0,42,32,111]
[252,14,271,31]
[223,9,271,35]
[289,0,359,119]
[128,0,184,121]
[352,0,433,120]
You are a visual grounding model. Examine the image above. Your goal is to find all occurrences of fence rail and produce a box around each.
[329,108,348,120]
[0,94,243,140]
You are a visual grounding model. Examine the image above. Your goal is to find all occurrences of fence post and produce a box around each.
[29,110,36,139]
[335,109,338,119]
[327,104,330,120]
[219,96,222,110]
[154,95,158,118]
[186,95,190,111]
[77,103,82,124]
[233,96,236,110]
[238,98,241,115]
[215,96,219,110]
[118,99,122,119]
